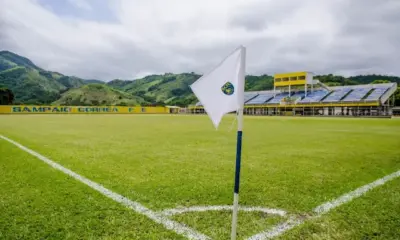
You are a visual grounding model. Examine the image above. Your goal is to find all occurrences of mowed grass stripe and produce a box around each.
[0,139,185,240]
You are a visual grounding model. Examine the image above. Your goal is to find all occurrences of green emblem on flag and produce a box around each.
[221,82,234,95]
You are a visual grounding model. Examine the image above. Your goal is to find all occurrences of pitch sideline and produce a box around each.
[0,135,209,240]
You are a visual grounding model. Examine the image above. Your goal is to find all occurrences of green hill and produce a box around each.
[53,84,144,106]
[0,51,85,104]
[0,66,64,104]
[0,50,41,71]
[84,79,105,84]
[108,73,201,106]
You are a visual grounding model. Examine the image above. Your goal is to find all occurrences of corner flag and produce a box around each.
[190,45,246,240]
[190,46,246,129]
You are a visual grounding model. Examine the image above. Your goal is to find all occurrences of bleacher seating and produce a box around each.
[193,83,396,107]
[244,93,259,103]
[342,87,372,102]
[322,88,352,102]
[246,93,274,105]
[365,87,388,101]
[289,91,305,100]
[299,90,329,103]
[267,92,289,104]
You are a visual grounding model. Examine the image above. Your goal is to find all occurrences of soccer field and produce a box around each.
[1,114,400,240]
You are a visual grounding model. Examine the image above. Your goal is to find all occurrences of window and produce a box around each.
[275,78,281,82]
[290,77,297,81]
[299,76,306,80]
[283,77,289,81]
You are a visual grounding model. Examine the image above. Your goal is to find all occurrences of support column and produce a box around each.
[305,84,308,97]
[393,94,396,107]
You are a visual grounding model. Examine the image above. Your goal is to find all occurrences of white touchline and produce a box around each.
[0,135,209,240]
[160,205,287,217]
[314,170,400,214]
[248,169,400,240]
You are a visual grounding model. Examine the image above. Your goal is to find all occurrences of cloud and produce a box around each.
[0,0,399,81]
[67,0,92,11]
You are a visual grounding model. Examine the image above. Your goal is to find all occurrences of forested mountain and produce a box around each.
[0,51,85,104]
[107,73,201,106]
[53,84,145,106]
[84,79,105,84]
[0,50,399,106]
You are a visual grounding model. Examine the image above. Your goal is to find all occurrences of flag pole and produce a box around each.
[230,46,246,240]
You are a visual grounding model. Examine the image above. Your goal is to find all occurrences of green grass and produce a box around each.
[172,211,285,240]
[0,138,183,240]
[279,177,400,240]
[1,115,400,239]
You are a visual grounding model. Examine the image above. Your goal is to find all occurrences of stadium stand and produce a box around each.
[342,87,372,102]
[244,92,259,103]
[365,87,389,101]
[194,83,396,106]
[246,93,274,105]
[267,92,289,104]
[299,90,329,103]
[289,91,305,100]
[322,88,352,102]
[190,72,397,117]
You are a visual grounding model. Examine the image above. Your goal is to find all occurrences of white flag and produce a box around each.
[190,46,246,129]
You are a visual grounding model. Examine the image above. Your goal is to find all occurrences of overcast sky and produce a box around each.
[1,0,399,81]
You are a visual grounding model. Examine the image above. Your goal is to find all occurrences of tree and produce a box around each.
[0,88,14,104]
[395,87,400,106]
[372,80,391,84]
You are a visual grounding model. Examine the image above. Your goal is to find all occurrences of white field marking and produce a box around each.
[160,205,287,217]
[247,169,400,240]
[314,169,400,214]
[247,217,303,240]
[0,135,209,240]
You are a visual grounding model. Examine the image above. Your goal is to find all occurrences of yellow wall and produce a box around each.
[0,105,170,114]
[274,71,308,87]
[274,72,307,79]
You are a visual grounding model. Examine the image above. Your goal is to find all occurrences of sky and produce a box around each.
[1,0,399,81]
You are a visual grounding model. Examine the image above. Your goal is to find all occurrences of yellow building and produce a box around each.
[273,71,315,96]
